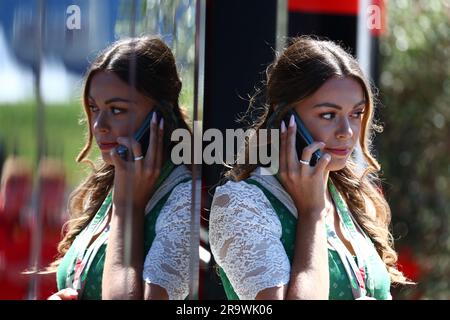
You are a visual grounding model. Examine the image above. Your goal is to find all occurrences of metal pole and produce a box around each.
[357,0,372,79]
[276,0,288,53]
[189,0,205,300]
[123,0,138,293]
[27,0,46,300]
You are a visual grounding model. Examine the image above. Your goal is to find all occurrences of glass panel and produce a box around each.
[0,0,198,300]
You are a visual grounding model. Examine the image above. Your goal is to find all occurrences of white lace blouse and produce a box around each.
[143,180,191,300]
[209,180,291,300]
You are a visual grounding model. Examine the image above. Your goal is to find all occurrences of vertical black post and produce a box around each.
[201,0,278,299]
[190,0,206,300]
[288,0,359,54]
[202,0,278,198]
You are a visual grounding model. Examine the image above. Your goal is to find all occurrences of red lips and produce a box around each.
[98,142,118,151]
[324,147,351,156]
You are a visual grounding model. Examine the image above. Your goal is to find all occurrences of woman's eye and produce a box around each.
[351,110,365,118]
[320,113,335,120]
[88,105,98,113]
[111,107,125,115]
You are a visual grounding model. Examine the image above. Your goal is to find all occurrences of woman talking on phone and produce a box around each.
[209,37,410,300]
[47,36,192,300]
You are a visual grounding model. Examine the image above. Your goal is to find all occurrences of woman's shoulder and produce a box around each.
[166,180,191,209]
[171,179,191,195]
[159,177,192,206]
[155,180,192,226]
[209,179,285,270]
[214,179,266,201]
[212,179,275,213]
[211,179,281,229]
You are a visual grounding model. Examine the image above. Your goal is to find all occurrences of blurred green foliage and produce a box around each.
[0,86,193,189]
[115,0,196,118]
[378,0,450,299]
[0,101,95,188]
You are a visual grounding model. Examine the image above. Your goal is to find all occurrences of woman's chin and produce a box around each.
[326,158,347,172]
[100,152,114,166]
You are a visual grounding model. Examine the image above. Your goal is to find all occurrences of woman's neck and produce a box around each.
[323,170,333,213]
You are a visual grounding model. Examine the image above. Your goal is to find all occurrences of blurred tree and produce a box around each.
[378,0,450,299]
[115,0,196,115]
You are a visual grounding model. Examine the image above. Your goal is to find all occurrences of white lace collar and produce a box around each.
[144,165,191,214]
[249,167,298,219]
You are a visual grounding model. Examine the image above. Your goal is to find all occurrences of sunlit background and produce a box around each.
[0,0,449,299]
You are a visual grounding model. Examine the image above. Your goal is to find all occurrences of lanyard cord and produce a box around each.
[326,181,374,298]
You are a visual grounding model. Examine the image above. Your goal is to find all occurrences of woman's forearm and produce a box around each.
[286,208,329,300]
[102,205,145,300]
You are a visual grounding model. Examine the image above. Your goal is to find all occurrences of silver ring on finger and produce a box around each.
[134,155,144,161]
[299,159,310,166]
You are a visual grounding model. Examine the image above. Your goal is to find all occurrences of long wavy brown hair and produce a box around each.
[48,36,191,271]
[226,36,410,285]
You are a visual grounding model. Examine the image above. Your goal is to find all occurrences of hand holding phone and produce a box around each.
[282,110,322,166]
[115,109,161,161]
[111,107,167,211]
[274,107,330,218]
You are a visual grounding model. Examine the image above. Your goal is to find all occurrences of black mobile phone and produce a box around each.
[283,110,322,166]
[115,109,161,161]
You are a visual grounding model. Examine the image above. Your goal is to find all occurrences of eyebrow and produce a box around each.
[312,100,366,110]
[88,96,136,105]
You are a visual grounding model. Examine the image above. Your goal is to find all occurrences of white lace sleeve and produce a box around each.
[143,181,191,300]
[209,181,291,300]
